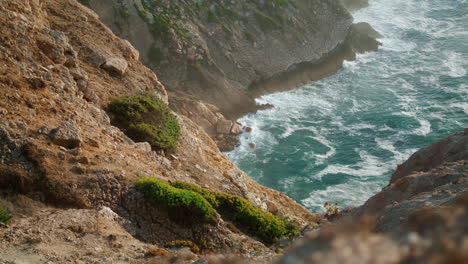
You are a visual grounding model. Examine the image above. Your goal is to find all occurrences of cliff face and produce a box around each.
[85,0,353,116]
[80,0,381,150]
[0,0,317,262]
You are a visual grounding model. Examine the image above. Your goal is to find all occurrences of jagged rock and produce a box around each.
[69,67,89,81]
[123,39,139,61]
[231,123,242,134]
[102,57,128,75]
[49,120,82,149]
[91,51,107,67]
[390,130,468,184]
[348,23,382,53]
[216,119,232,134]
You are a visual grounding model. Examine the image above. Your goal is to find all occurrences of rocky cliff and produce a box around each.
[0,0,317,262]
[81,0,381,150]
[276,130,468,264]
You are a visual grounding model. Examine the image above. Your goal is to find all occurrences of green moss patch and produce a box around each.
[134,177,216,223]
[165,240,200,253]
[0,205,12,224]
[107,93,180,150]
[172,181,299,244]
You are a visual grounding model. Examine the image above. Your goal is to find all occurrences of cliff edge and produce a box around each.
[0,0,317,262]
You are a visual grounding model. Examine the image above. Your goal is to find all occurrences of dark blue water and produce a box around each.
[227,0,468,212]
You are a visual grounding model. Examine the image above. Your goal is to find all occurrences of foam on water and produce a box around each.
[227,0,468,213]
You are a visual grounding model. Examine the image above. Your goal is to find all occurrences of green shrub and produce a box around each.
[134,177,216,223]
[0,205,12,224]
[165,240,200,253]
[172,181,299,244]
[148,46,165,63]
[254,11,282,32]
[244,31,257,43]
[107,93,180,150]
[222,24,233,35]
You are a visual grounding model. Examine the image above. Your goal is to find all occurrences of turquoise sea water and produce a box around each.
[227,0,468,213]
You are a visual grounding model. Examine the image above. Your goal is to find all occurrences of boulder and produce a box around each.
[102,57,128,75]
[123,39,139,61]
[49,120,82,149]
[216,119,232,134]
[134,142,152,152]
[231,123,242,134]
[69,67,88,81]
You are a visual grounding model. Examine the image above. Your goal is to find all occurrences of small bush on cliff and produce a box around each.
[134,177,216,223]
[172,181,299,244]
[0,205,12,224]
[165,240,200,253]
[107,93,180,150]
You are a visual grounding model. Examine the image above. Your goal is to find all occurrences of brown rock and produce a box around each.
[231,123,242,134]
[216,119,232,134]
[102,57,128,75]
[49,120,82,149]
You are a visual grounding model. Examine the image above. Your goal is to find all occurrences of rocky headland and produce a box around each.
[80,0,381,150]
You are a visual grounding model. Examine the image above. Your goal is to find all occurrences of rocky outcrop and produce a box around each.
[169,94,244,151]
[276,130,468,263]
[0,0,317,261]
[83,0,381,141]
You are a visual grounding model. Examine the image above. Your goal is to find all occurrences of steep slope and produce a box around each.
[83,0,381,149]
[0,0,318,261]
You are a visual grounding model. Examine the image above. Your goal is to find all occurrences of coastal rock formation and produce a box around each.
[276,130,468,263]
[0,0,317,262]
[82,0,381,149]
[339,0,370,12]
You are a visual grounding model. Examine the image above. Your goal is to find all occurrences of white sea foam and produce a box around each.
[443,51,467,78]
[451,102,468,115]
[301,180,384,212]
[314,150,392,179]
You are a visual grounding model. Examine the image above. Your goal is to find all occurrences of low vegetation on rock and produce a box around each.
[0,205,12,224]
[134,177,217,223]
[107,93,180,150]
[164,240,200,253]
[172,181,300,244]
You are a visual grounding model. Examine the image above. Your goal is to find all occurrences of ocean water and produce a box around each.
[226,0,468,213]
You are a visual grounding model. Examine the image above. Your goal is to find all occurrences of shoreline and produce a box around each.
[224,23,382,151]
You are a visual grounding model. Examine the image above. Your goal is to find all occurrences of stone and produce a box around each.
[102,57,128,75]
[49,120,82,149]
[27,77,46,89]
[134,142,151,152]
[216,119,232,134]
[77,156,89,164]
[123,40,139,61]
[230,123,242,134]
[69,67,88,81]
[91,51,107,67]
[249,143,256,149]
[70,165,85,174]
[245,127,252,133]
